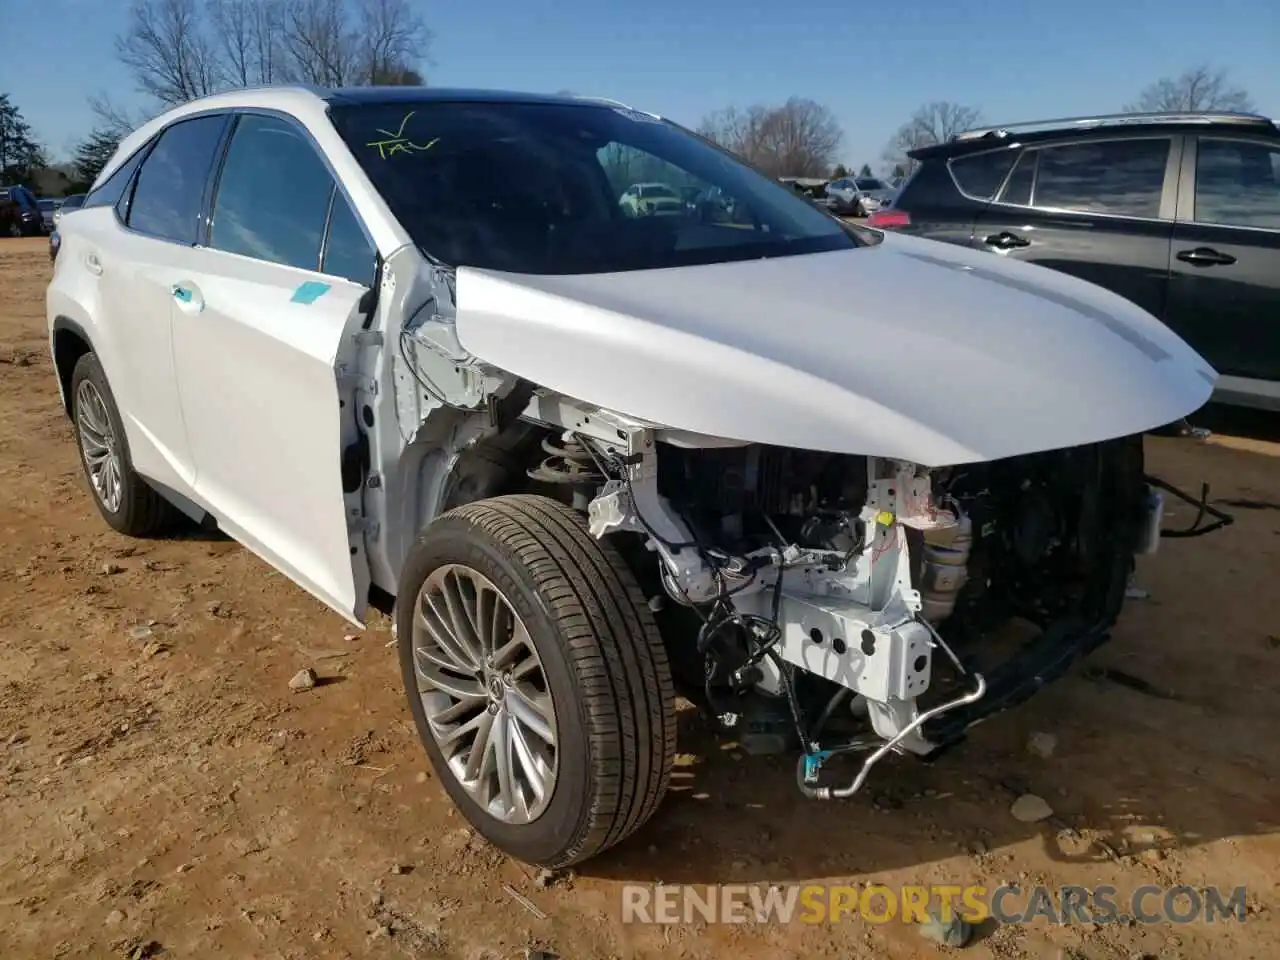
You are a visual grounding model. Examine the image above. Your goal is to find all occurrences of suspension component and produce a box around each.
[527,434,605,486]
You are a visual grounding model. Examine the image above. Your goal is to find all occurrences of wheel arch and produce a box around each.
[51,316,93,417]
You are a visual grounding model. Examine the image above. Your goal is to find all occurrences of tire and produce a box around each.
[397,494,677,867]
[69,352,180,536]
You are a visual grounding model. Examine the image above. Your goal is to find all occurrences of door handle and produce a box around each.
[171,284,204,312]
[84,253,103,276]
[1176,247,1236,267]
[984,231,1031,250]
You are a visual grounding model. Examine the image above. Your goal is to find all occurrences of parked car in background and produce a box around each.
[779,177,840,213]
[826,176,896,216]
[872,111,1280,411]
[0,184,45,236]
[38,198,60,233]
[618,181,684,216]
[53,193,86,227]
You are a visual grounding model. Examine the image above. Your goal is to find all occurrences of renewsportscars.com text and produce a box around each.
[621,883,1249,926]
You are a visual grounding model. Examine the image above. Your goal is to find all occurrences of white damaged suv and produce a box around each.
[47,86,1229,868]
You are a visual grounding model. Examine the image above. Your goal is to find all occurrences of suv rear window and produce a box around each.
[947,150,1018,200]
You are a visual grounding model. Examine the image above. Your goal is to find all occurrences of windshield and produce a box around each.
[855,178,888,191]
[329,100,862,274]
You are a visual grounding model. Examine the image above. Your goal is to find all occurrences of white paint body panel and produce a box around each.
[453,231,1217,466]
[50,87,379,624]
[167,250,370,623]
[48,207,197,494]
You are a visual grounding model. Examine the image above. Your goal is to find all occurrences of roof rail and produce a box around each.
[952,110,1275,142]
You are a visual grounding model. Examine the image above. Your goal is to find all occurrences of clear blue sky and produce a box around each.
[7,0,1279,167]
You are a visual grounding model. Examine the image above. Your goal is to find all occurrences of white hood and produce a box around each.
[452,232,1216,466]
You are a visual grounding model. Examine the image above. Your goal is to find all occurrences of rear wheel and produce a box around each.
[70,353,180,536]
[397,494,676,867]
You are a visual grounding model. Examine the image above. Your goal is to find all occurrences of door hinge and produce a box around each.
[366,473,382,489]
[348,514,380,539]
[338,373,378,397]
[353,330,384,347]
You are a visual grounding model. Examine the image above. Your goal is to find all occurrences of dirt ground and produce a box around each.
[1,236,1277,960]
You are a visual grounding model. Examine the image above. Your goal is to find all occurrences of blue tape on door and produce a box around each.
[291,281,331,304]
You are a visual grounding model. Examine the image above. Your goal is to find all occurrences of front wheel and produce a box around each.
[397,494,677,867]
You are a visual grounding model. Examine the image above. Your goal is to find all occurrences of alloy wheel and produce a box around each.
[412,563,559,824]
[75,379,123,513]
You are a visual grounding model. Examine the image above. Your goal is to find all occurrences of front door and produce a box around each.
[973,135,1178,320]
[170,112,379,624]
[1166,135,1280,383]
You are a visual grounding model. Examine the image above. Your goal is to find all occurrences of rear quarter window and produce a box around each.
[947,150,1018,200]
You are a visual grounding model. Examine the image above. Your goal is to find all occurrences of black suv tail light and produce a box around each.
[866,209,911,229]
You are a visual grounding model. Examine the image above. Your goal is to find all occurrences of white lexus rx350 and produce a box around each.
[46,86,1227,868]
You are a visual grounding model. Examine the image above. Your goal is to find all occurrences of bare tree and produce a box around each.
[208,0,288,87]
[699,98,843,178]
[116,0,222,106]
[87,92,155,140]
[279,0,358,86]
[881,101,982,176]
[698,104,763,159]
[1124,65,1254,113]
[353,0,432,85]
[107,0,432,132]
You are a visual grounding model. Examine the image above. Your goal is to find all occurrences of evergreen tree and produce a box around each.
[72,129,122,187]
[0,93,45,185]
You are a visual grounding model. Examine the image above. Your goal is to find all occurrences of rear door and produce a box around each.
[972,135,1179,319]
[86,114,230,498]
[169,112,380,624]
[1166,134,1280,385]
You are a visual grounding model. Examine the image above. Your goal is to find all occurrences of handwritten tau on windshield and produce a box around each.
[366,112,440,159]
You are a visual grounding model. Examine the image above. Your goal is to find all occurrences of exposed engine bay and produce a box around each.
[386,277,1231,804]
[484,400,1228,800]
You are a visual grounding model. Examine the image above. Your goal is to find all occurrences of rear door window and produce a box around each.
[209,114,336,271]
[1030,138,1171,218]
[1192,138,1280,231]
[127,115,228,244]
